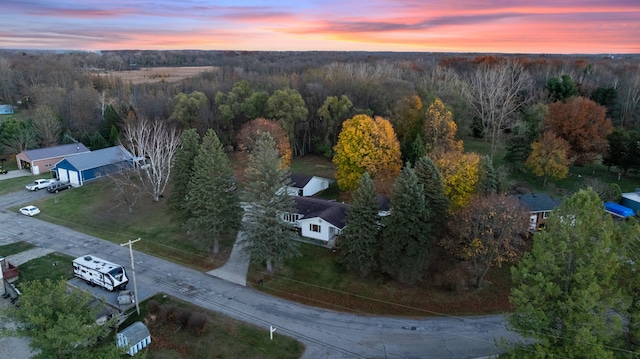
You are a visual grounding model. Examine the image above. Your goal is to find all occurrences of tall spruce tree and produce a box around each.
[477,155,498,194]
[241,132,299,272]
[509,189,623,358]
[379,166,432,284]
[414,156,449,236]
[620,219,640,353]
[185,129,242,254]
[339,172,381,276]
[168,128,200,220]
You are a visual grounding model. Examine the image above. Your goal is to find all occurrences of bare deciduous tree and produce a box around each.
[107,168,146,213]
[464,60,532,159]
[121,118,181,202]
[32,104,61,147]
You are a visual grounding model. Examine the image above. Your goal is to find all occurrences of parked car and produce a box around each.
[0,166,7,175]
[47,180,72,193]
[25,179,54,191]
[19,205,41,216]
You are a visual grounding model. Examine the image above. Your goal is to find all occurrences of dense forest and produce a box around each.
[0,49,639,168]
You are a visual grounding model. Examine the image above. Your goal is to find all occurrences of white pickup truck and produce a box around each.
[25,179,54,191]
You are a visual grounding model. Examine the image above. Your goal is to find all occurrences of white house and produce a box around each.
[287,174,331,197]
[286,197,349,246]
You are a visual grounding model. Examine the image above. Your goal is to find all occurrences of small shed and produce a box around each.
[621,190,640,214]
[15,143,90,175]
[54,145,134,187]
[116,321,151,356]
[287,174,331,197]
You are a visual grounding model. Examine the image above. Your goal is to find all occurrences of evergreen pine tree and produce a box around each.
[108,125,120,146]
[414,156,449,235]
[509,189,623,357]
[379,166,432,284]
[504,133,531,171]
[168,129,200,220]
[339,172,381,277]
[241,132,299,272]
[90,131,108,150]
[185,129,242,254]
[477,155,498,194]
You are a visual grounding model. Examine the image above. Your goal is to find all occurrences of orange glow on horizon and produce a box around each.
[1,1,638,54]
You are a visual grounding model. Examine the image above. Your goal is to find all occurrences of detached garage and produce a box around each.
[16,143,90,175]
[54,145,134,187]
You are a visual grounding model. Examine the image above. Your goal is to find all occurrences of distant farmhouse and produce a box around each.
[16,143,90,176]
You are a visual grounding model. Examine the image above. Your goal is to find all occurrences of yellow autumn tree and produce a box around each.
[423,98,463,159]
[525,131,570,187]
[435,151,480,211]
[333,114,402,194]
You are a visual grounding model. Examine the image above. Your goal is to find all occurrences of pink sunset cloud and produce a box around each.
[0,0,637,53]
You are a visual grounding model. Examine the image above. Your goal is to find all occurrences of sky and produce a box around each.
[1,0,639,54]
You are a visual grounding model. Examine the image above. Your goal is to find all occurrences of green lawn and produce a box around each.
[247,243,513,316]
[13,252,74,286]
[22,178,232,271]
[0,241,36,257]
[0,176,38,195]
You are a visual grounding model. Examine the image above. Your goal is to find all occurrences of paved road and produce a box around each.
[0,197,523,358]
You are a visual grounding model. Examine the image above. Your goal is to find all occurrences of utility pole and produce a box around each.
[121,238,141,315]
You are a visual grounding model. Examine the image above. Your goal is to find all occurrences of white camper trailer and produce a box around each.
[73,255,128,291]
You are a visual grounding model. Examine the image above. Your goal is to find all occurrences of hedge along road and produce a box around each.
[0,206,523,359]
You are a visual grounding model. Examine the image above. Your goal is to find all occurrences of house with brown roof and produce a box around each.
[15,143,90,176]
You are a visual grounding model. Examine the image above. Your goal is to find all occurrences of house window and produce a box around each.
[542,212,548,219]
[283,213,298,223]
[45,164,52,168]
[310,224,321,233]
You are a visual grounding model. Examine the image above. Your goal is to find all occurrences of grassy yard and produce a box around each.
[26,179,232,271]
[12,252,74,286]
[120,294,304,359]
[0,241,35,257]
[247,243,513,317]
[0,176,37,195]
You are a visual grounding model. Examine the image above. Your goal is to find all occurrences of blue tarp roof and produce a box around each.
[604,202,635,218]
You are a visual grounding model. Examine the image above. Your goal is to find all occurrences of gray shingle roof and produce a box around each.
[288,173,313,188]
[294,196,350,229]
[62,145,133,171]
[514,193,561,213]
[23,143,90,160]
[119,321,150,344]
